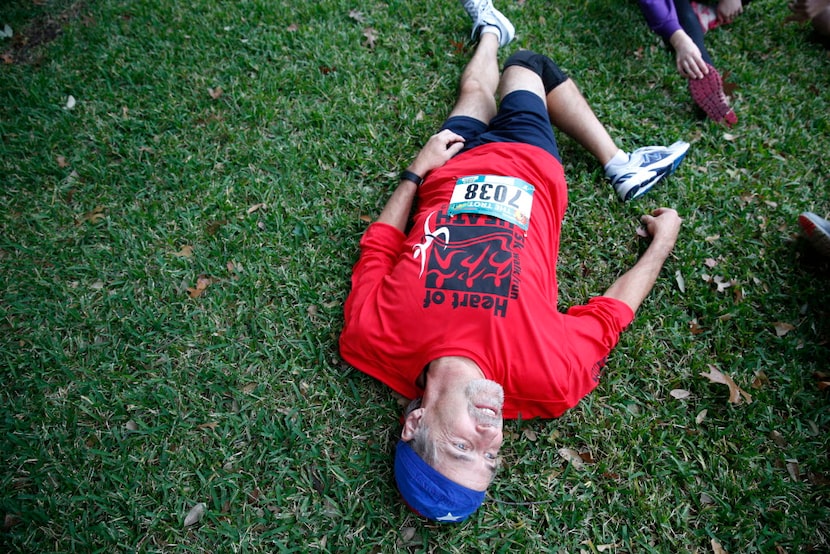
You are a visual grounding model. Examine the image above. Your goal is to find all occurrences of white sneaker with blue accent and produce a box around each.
[459,0,515,47]
[606,141,690,201]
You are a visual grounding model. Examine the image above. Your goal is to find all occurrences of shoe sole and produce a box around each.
[798,212,830,257]
[622,142,690,201]
[688,65,737,126]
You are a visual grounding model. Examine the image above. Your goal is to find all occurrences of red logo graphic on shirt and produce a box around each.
[425,227,514,296]
[415,211,523,316]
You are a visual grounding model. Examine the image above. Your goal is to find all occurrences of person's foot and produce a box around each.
[459,0,515,47]
[688,64,737,126]
[606,141,691,201]
[691,1,720,32]
[798,211,830,257]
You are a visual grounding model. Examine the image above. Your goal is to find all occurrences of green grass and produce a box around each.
[1,0,828,551]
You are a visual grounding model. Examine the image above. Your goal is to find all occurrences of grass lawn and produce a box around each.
[1,0,828,551]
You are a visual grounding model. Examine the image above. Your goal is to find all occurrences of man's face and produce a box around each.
[404,379,505,491]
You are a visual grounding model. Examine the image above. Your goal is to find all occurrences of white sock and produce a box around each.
[604,149,629,171]
[479,25,501,42]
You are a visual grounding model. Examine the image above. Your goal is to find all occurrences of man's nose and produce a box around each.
[476,422,498,436]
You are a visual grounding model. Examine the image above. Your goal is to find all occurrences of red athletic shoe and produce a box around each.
[688,64,737,126]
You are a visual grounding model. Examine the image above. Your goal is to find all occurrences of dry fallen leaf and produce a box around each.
[79,205,106,225]
[786,459,800,481]
[773,322,795,337]
[3,513,21,531]
[65,95,76,110]
[711,538,728,554]
[184,502,206,527]
[704,258,718,268]
[247,202,266,214]
[362,27,378,49]
[557,448,584,469]
[700,364,752,405]
[208,86,223,100]
[400,526,416,542]
[348,9,365,22]
[187,275,213,298]
[696,409,708,424]
[675,270,686,293]
[751,370,769,389]
[523,428,537,441]
[713,275,732,293]
[196,421,218,431]
[56,155,68,168]
[769,430,787,448]
[578,451,596,464]
[175,245,194,258]
[670,389,691,400]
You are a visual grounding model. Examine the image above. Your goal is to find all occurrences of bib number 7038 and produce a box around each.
[463,182,522,206]
[448,175,535,231]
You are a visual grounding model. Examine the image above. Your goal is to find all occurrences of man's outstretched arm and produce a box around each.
[376,129,466,232]
[602,208,682,314]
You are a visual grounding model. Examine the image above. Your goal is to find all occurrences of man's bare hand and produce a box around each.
[407,129,466,178]
[603,208,682,312]
[641,208,682,252]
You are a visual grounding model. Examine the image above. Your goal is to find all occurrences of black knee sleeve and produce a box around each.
[503,50,569,94]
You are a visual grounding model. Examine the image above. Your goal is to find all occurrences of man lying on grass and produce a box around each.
[340,0,685,523]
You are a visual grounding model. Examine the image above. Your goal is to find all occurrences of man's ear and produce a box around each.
[400,407,425,441]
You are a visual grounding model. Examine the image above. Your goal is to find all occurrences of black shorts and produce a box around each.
[440,90,560,161]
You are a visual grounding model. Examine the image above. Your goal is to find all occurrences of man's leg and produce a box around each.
[446,33,501,124]
[543,79,620,167]
[501,51,689,201]
[545,79,692,195]
[499,51,618,165]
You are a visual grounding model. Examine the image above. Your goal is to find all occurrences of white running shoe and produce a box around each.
[459,0,515,47]
[606,141,690,201]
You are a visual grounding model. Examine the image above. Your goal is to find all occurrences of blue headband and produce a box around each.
[394,440,485,523]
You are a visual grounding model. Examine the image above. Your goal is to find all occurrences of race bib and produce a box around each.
[448,175,535,231]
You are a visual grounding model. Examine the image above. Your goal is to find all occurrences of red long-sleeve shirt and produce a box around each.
[340,142,634,419]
